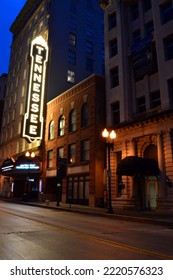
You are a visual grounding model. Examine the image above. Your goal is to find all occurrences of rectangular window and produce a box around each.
[86,57,93,72]
[108,12,116,30]
[110,67,119,88]
[109,38,118,57]
[143,0,152,12]
[160,1,173,24]
[131,4,139,21]
[57,147,64,158]
[69,18,77,30]
[71,0,77,14]
[47,150,53,168]
[86,12,93,25]
[81,139,90,162]
[86,40,93,54]
[49,120,55,140]
[137,96,146,113]
[68,143,76,164]
[111,102,120,125]
[168,78,173,108]
[67,70,75,83]
[68,50,76,64]
[164,35,173,60]
[145,21,154,36]
[150,91,161,109]
[69,33,76,46]
[67,175,89,205]
[133,29,141,43]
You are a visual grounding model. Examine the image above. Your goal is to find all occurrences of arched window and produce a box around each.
[144,144,158,161]
[69,109,76,132]
[81,103,89,127]
[58,115,65,136]
[49,120,54,140]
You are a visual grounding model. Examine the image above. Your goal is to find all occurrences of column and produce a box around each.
[157,132,166,198]
[129,139,136,197]
[164,130,173,198]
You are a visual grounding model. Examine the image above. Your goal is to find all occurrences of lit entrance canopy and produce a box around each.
[0,156,41,177]
[116,156,160,176]
[0,157,15,176]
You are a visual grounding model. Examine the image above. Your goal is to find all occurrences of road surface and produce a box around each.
[0,200,173,260]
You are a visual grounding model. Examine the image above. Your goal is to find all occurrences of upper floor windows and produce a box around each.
[57,147,64,159]
[133,29,141,43]
[81,103,89,128]
[111,102,120,125]
[49,120,55,140]
[143,0,152,12]
[69,32,76,46]
[109,38,118,57]
[150,91,161,109]
[67,70,75,83]
[68,143,76,163]
[108,12,116,30]
[168,78,173,108]
[68,50,76,65]
[160,1,173,24]
[69,109,76,132]
[137,96,146,113]
[131,4,139,21]
[86,57,93,72]
[110,67,119,88]
[71,0,78,14]
[48,103,90,140]
[81,139,90,162]
[47,149,53,168]
[145,21,154,37]
[58,115,65,136]
[164,35,173,60]
[86,40,93,54]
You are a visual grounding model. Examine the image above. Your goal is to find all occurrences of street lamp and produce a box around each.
[24,151,35,200]
[102,128,116,213]
[26,151,35,158]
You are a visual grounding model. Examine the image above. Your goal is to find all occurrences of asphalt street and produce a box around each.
[0,200,173,260]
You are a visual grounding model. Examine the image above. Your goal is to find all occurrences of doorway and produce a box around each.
[146,178,158,209]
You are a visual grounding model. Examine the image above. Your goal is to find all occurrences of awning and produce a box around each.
[116,156,160,176]
[0,156,42,177]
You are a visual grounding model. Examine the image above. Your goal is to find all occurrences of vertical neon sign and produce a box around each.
[22,36,48,143]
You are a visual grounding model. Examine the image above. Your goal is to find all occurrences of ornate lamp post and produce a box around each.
[102,128,116,213]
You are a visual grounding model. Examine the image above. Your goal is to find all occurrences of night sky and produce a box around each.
[0,0,27,75]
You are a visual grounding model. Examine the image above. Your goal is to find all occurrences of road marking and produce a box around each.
[46,224,173,260]
[1,207,173,260]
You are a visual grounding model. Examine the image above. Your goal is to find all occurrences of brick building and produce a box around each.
[43,74,106,206]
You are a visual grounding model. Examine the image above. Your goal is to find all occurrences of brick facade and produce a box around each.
[42,74,106,206]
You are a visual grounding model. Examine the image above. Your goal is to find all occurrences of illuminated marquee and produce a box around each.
[22,36,48,142]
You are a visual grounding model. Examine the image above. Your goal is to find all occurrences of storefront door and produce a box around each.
[146,178,158,209]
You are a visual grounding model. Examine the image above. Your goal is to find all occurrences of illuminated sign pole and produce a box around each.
[22,36,48,143]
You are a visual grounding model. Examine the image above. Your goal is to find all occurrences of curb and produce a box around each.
[1,198,173,227]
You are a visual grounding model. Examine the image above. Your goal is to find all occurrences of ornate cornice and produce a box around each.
[10,0,44,38]
[99,0,116,9]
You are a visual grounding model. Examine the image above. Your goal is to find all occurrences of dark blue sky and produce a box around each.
[0,0,27,75]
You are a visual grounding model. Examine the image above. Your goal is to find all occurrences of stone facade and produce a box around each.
[102,0,173,212]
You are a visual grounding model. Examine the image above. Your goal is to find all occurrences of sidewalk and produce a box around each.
[1,197,173,227]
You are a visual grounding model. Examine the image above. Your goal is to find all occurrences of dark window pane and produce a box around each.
[160,1,173,24]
